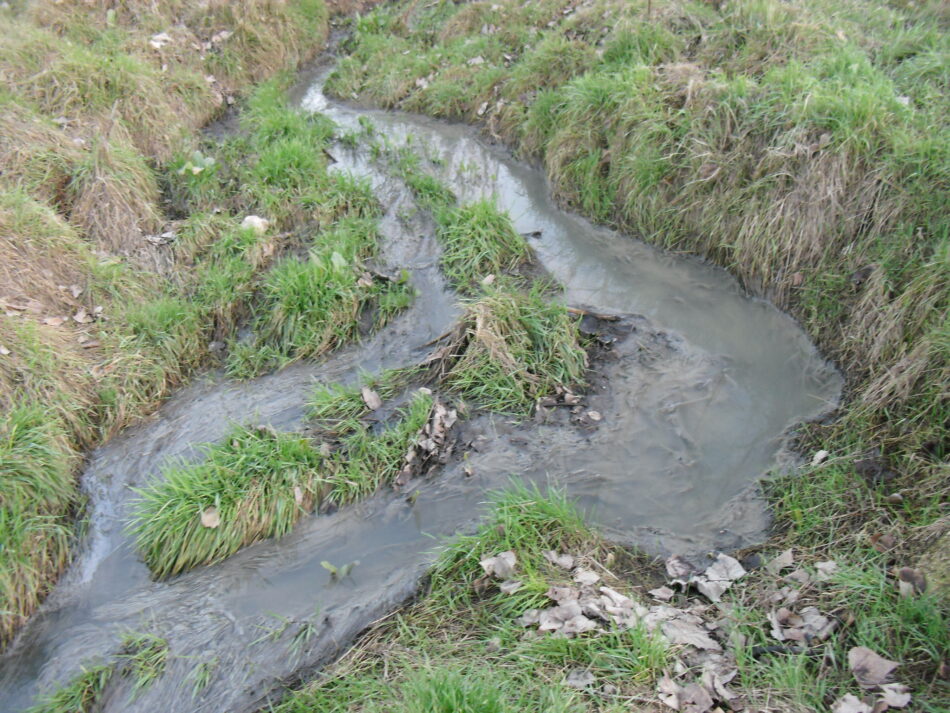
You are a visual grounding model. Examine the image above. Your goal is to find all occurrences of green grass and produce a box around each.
[0,0,334,644]
[322,389,434,504]
[272,485,668,713]
[434,199,531,292]
[128,425,325,578]
[128,389,435,576]
[25,630,168,712]
[308,367,422,434]
[25,664,114,713]
[0,407,76,643]
[119,632,168,698]
[444,284,587,415]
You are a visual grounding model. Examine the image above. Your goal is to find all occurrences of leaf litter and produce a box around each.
[475,544,918,712]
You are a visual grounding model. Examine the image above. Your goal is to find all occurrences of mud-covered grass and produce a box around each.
[26,630,168,713]
[271,486,669,713]
[128,390,434,578]
[443,284,588,415]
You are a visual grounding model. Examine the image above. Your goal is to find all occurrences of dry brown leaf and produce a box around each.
[361,387,383,410]
[543,550,575,570]
[849,646,899,688]
[479,550,516,580]
[832,694,872,713]
[878,683,911,708]
[200,507,221,528]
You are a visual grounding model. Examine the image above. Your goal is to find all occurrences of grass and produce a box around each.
[128,389,435,577]
[442,284,588,415]
[369,138,532,291]
[270,485,669,713]
[434,200,532,292]
[25,664,114,713]
[25,630,168,713]
[0,0,335,645]
[128,425,325,578]
[119,632,169,698]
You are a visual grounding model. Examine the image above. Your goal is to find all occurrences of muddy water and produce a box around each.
[0,68,841,712]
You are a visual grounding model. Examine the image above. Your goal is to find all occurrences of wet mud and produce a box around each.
[0,64,841,712]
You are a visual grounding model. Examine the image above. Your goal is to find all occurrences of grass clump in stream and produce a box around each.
[129,426,325,578]
[129,390,435,577]
[271,485,668,713]
[443,284,587,415]
[26,664,114,713]
[435,199,531,292]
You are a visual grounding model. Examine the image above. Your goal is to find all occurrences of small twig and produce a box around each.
[566,306,621,322]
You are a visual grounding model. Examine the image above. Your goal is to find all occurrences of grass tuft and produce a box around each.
[128,426,324,578]
[443,284,587,415]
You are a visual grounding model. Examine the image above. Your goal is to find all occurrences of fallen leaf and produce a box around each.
[361,387,383,410]
[661,618,721,651]
[895,567,926,595]
[812,450,830,466]
[650,586,676,601]
[480,550,517,580]
[667,555,696,580]
[43,316,67,327]
[573,568,601,586]
[561,614,599,636]
[849,646,899,688]
[73,308,92,324]
[0,345,9,356]
[538,601,582,632]
[200,507,221,528]
[816,560,839,581]
[499,579,522,595]
[767,548,795,574]
[832,694,872,713]
[878,683,910,708]
[565,669,595,689]
[658,673,682,710]
[543,550,575,570]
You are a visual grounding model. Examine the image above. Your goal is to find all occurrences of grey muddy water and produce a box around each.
[0,64,841,711]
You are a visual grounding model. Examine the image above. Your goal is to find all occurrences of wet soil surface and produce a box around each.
[0,64,841,712]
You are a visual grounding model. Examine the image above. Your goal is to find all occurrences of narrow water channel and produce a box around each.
[0,63,841,712]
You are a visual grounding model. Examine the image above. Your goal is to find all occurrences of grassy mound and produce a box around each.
[129,426,325,579]
[129,390,434,578]
[435,199,532,292]
[442,285,587,414]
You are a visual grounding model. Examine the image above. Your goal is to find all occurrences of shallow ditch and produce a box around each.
[0,61,841,713]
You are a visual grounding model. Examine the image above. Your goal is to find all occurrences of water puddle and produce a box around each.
[0,65,841,712]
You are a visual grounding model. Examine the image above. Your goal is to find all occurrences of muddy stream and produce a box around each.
[0,64,842,711]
